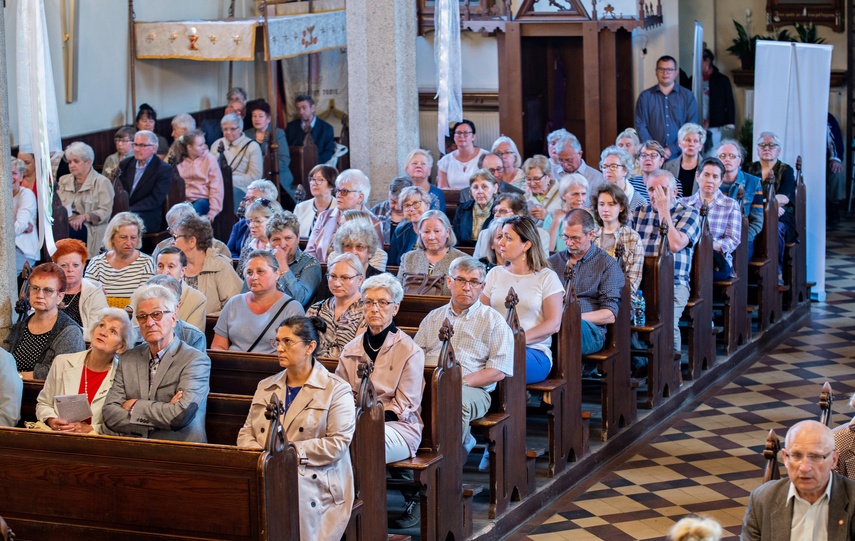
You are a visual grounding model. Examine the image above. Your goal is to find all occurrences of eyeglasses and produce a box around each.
[270,338,308,349]
[785,451,831,465]
[248,219,266,226]
[493,207,514,217]
[494,151,516,158]
[639,152,662,160]
[486,167,504,176]
[29,285,57,296]
[758,143,779,149]
[171,233,188,241]
[451,277,483,288]
[115,138,131,143]
[562,234,586,244]
[335,188,360,197]
[718,153,739,160]
[342,243,370,252]
[402,201,424,211]
[525,174,547,184]
[308,176,327,184]
[364,300,396,309]
[135,310,172,323]
[454,131,473,137]
[602,164,625,172]
[133,143,155,148]
[656,67,676,73]
[328,273,361,284]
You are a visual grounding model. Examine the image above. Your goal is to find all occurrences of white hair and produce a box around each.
[336,169,371,202]
[361,273,404,304]
[131,284,178,315]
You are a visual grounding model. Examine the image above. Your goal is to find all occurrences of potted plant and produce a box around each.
[726,20,756,70]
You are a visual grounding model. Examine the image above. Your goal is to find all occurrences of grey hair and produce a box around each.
[10,158,26,175]
[667,516,723,541]
[246,198,283,220]
[491,136,522,168]
[146,274,183,306]
[398,186,431,208]
[131,284,178,315]
[756,131,782,147]
[336,169,371,202]
[784,420,835,455]
[405,148,434,170]
[563,208,597,233]
[554,132,583,154]
[104,212,145,251]
[616,127,641,147]
[448,256,486,281]
[246,179,279,200]
[227,87,248,102]
[361,273,404,304]
[165,202,197,227]
[328,252,365,276]
[599,145,634,172]
[558,173,589,197]
[135,130,158,146]
[88,307,137,354]
[333,220,379,255]
[646,169,679,193]
[715,139,746,161]
[389,176,413,197]
[220,112,243,129]
[482,220,504,265]
[64,141,95,164]
[677,123,707,147]
[171,113,197,132]
[417,209,457,249]
[265,210,300,238]
[547,128,571,145]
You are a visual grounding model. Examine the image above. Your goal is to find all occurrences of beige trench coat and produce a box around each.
[57,168,115,256]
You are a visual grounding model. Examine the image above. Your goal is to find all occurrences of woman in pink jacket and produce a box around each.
[174,129,224,221]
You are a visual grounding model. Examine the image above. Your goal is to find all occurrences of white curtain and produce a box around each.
[690,22,703,114]
[753,41,833,300]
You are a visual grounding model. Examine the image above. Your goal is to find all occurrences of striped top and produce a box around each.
[84,252,155,300]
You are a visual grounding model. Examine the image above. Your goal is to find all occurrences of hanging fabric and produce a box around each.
[435,0,463,152]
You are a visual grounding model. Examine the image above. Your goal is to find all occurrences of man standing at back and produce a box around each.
[636,55,698,160]
[285,95,336,165]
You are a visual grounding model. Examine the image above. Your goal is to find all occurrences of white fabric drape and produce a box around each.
[434,0,462,152]
[691,22,703,115]
[753,41,832,300]
[17,0,62,255]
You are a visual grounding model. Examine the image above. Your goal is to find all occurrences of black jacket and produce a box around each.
[452,199,494,246]
[117,155,173,234]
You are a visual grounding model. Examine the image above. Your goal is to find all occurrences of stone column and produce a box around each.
[346,0,419,205]
[0,5,20,341]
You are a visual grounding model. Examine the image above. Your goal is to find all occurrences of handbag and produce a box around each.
[247,298,296,352]
[402,273,445,296]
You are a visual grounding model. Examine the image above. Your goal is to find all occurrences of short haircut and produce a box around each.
[165,202,197,228]
[295,94,315,106]
[171,113,197,132]
[309,165,338,187]
[448,256,486,281]
[469,168,498,186]
[490,136,522,168]
[558,173,589,198]
[104,212,145,251]
[157,245,188,267]
[246,198,283,220]
[30,262,68,293]
[146,274,183,305]
[563,207,597,234]
[333,220,379,255]
[547,129,570,145]
[64,141,95,164]
[244,249,280,277]
[246,179,279,200]
[389,176,413,197]
[716,139,746,161]
[481,220,504,265]
[115,126,136,141]
[554,132,583,154]
[342,209,374,226]
[756,131,782,147]
[677,123,707,147]
[52,238,89,263]
[657,55,677,67]
[336,169,371,202]
[639,140,666,158]
[405,148,434,170]
[522,155,552,177]
[174,213,213,252]
[361,273,404,304]
[136,103,158,123]
[220,113,243,129]
[227,87,248,103]
[10,158,26,175]
[398,186,431,209]
[477,152,501,169]
[615,128,640,147]
[591,184,630,226]
[251,101,272,116]
[417,210,457,249]
[784,420,834,453]
[697,157,726,179]
[131,284,178,314]
[452,119,476,135]
[134,130,158,146]
[266,210,300,239]
[328,252,365,276]
[646,169,678,193]
[494,192,530,218]
[500,216,548,272]
[89,307,137,354]
[599,145,634,173]
[667,515,722,541]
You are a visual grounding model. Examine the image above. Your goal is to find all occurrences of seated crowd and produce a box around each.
[2,89,800,536]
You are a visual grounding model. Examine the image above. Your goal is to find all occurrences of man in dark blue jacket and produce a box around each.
[284,95,336,164]
[117,130,172,234]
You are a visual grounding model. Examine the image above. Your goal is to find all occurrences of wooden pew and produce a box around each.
[748,172,782,332]
[290,131,320,197]
[713,187,750,355]
[395,294,451,328]
[681,203,715,380]
[762,429,782,483]
[783,156,808,309]
[820,381,833,427]
[442,189,461,223]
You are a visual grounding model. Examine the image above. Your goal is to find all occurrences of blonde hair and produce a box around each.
[668,516,722,541]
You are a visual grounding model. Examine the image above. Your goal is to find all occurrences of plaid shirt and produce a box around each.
[681,191,742,266]
[592,225,644,294]
[631,200,701,288]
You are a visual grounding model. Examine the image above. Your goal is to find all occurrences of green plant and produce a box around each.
[725,20,755,64]
[794,22,826,44]
[738,117,754,156]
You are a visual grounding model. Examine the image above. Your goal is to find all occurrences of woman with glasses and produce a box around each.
[599,146,646,214]
[36,307,135,434]
[437,120,489,189]
[337,274,425,464]
[522,155,562,224]
[663,123,706,197]
[51,239,109,342]
[452,169,498,245]
[306,253,366,358]
[294,164,338,238]
[4,263,86,380]
[173,129,225,222]
[404,149,445,211]
[472,192,550,260]
[102,126,136,180]
[398,210,467,296]
[491,136,525,189]
[543,173,591,252]
[210,112,264,210]
[627,140,667,200]
[171,213,242,314]
[84,212,155,309]
[389,186,431,267]
[744,132,797,246]
[212,250,305,354]
[480,216,563,384]
[267,211,322,308]
[238,315,356,541]
[235,198,284,277]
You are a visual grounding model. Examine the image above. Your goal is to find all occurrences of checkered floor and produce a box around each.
[510,219,855,541]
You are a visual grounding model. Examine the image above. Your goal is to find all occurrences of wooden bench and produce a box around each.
[783,156,808,309]
[290,130,319,197]
[713,188,751,355]
[681,203,715,380]
[442,189,461,223]
[748,173,782,332]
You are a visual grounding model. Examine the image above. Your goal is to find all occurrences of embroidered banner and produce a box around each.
[266,10,346,60]
[135,19,257,61]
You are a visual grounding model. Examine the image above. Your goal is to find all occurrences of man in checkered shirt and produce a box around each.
[631,169,701,353]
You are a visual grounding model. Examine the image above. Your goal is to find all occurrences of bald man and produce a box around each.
[741,420,855,540]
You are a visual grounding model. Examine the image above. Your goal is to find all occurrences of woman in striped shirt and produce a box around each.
[84,212,154,308]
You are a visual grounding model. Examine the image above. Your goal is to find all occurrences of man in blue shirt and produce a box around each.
[635,56,699,160]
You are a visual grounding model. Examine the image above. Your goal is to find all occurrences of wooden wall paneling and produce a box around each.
[498,23,524,155]
[582,22,601,159]
[598,28,618,153]
[615,30,635,137]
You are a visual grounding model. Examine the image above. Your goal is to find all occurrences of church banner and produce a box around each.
[266,10,346,60]
[135,19,257,61]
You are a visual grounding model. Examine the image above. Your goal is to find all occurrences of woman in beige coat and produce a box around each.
[57,142,115,256]
[237,316,355,541]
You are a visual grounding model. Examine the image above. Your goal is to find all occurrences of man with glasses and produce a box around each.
[742,419,855,540]
[552,132,604,193]
[635,55,699,160]
[716,140,763,259]
[103,284,211,442]
[459,152,523,204]
[116,130,172,235]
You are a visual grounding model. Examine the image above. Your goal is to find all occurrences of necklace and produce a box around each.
[83,352,91,397]
[65,290,81,304]
[365,339,382,353]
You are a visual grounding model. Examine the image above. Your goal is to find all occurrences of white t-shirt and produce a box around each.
[437,149,489,189]
[482,266,564,360]
[472,227,550,260]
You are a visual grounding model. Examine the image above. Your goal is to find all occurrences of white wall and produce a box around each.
[631,0,680,98]
[4,0,259,145]
[416,32,499,92]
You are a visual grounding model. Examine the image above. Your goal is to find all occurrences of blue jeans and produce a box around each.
[525,347,552,384]
[581,319,605,355]
[191,198,210,216]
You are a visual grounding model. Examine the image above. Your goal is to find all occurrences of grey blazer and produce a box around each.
[741,472,855,541]
[102,337,211,443]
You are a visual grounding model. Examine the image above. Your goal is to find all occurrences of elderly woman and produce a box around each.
[337,274,424,464]
[171,212,243,314]
[84,212,155,308]
[334,220,384,278]
[453,169,497,245]
[11,157,38,273]
[57,142,115,255]
[51,239,109,341]
[238,316,355,540]
[166,113,197,163]
[246,101,294,193]
[591,184,644,297]
[492,136,525,188]
[211,112,264,207]
[600,146,646,214]
[236,198,284,276]
[389,186,431,266]
[4,263,86,379]
[267,210,322,307]
[477,220,506,272]
[173,129,225,221]
[153,202,231,260]
[306,169,382,264]
[36,307,135,434]
[326,210,388,272]
[405,149,445,211]
[481,216,563,384]
[664,123,706,197]
[371,176,413,244]
[398,210,466,296]
[306,253,366,358]
[212,251,305,354]
[544,173,590,252]
[135,103,169,156]
[616,127,642,176]
[228,179,279,257]
[102,126,136,179]
[473,192,550,260]
[628,140,666,199]
[522,155,562,223]
[437,120,489,189]
[745,131,798,246]
[294,165,337,238]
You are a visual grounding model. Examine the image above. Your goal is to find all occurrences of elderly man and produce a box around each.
[635,55,699,159]
[459,152,524,203]
[741,420,855,540]
[284,94,336,164]
[631,169,700,355]
[681,157,741,280]
[202,87,249,147]
[136,275,206,352]
[0,349,22,427]
[552,132,604,193]
[154,249,207,331]
[117,130,172,234]
[102,284,211,442]
[716,140,763,259]
[547,209,624,356]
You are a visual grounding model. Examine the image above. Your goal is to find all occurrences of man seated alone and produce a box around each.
[102,284,211,442]
[741,419,855,540]
[547,209,624,358]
